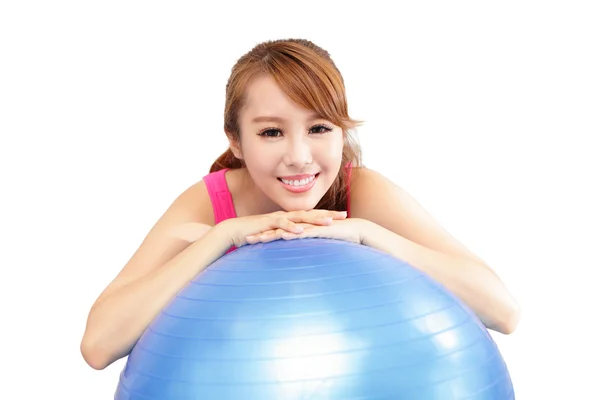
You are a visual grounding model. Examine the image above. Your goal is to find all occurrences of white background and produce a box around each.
[1,1,598,398]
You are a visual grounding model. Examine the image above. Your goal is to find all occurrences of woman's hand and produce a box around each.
[221,209,348,248]
[245,218,370,245]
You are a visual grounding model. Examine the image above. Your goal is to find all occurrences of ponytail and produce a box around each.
[209,148,244,173]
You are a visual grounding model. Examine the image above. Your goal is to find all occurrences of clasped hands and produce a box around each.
[245,210,367,245]
[170,209,370,248]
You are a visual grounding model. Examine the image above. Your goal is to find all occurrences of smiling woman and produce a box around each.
[223,75,347,213]
[80,38,519,374]
[211,38,363,213]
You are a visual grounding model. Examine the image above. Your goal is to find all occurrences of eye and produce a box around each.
[310,124,334,134]
[257,128,283,138]
[257,124,334,138]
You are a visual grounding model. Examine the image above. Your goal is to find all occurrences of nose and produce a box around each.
[283,134,312,167]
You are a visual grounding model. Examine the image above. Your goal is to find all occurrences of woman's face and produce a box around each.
[231,75,344,212]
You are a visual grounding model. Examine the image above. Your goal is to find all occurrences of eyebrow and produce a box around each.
[251,113,322,124]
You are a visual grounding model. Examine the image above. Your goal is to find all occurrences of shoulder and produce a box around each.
[91,177,217,306]
[168,178,216,226]
[348,167,489,265]
[349,167,396,199]
[147,170,241,243]
[348,166,410,221]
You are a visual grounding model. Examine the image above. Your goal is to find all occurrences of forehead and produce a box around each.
[242,75,317,121]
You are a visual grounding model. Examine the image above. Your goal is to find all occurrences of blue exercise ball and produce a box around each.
[115,238,513,399]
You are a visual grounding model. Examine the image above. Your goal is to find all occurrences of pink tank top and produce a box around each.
[203,166,353,253]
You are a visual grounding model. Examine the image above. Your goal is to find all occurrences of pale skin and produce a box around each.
[181,168,521,334]
[244,168,521,334]
[80,75,520,371]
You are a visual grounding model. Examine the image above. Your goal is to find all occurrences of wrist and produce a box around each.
[358,218,377,245]
[213,218,236,248]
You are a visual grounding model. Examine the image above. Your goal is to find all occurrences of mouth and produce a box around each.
[277,173,320,192]
[277,173,319,186]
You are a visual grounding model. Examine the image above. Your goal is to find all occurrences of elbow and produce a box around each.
[494,300,521,335]
[504,304,521,334]
[80,336,112,371]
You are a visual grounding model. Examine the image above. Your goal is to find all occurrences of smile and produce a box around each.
[279,174,316,186]
[277,173,319,193]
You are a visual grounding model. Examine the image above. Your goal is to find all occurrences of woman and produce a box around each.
[80,38,520,371]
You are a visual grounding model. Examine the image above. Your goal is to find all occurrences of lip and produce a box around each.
[278,173,319,193]
[278,173,319,180]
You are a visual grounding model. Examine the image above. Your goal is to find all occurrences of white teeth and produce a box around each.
[281,175,315,186]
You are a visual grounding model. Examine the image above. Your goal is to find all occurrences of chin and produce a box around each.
[277,198,321,212]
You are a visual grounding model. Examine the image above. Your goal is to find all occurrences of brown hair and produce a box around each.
[210,38,363,211]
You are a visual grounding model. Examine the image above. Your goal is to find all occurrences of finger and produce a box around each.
[259,228,285,243]
[306,209,348,219]
[297,226,327,239]
[245,234,260,244]
[287,210,347,225]
[246,229,275,244]
[247,221,309,244]
[281,231,299,240]
[328,210,348,220]
[274,216,304,233]
[270,228,289,242]
[248,230,299,243]
[293,222,314,230]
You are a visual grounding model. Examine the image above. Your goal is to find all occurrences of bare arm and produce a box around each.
[79,180,344,370]
[349,168,520,334]
[81,223,232,370]
[360,220,519,334]
[80,181,227,370]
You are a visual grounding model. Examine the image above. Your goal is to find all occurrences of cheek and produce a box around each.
[317,136,344,165]
[241,142,272,168]
[246,154,275,173]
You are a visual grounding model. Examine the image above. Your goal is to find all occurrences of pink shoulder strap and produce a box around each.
[202,168,237,225]
[203,165,352,253]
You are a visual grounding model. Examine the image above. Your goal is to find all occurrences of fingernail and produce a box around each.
[338,211,347,216]
[293,226,304,233]
[322,217,333,223]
